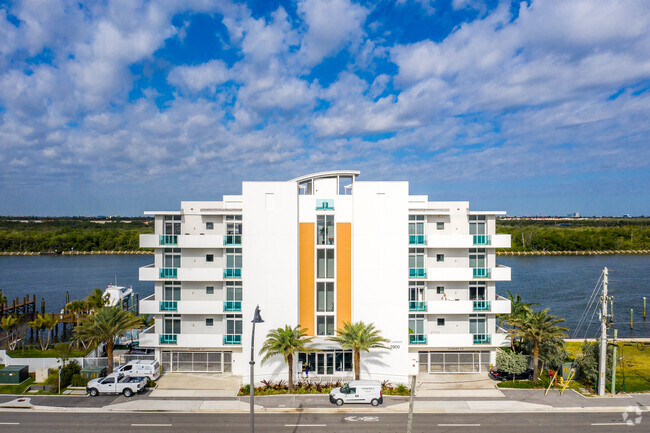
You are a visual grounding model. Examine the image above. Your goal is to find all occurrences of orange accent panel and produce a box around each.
[299,223,315,336]
[336,223,352,332]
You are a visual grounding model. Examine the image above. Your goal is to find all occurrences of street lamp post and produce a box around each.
[250,305,264,433]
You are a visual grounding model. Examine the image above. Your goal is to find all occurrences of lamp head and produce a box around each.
[252,305,264,323]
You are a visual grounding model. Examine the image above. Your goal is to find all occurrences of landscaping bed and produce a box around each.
[238,380,410,396]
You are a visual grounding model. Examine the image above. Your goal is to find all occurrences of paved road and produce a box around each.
[0,411,646,432]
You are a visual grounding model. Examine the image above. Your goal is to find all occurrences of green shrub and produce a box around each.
[70,374,87,387]
[60,360,81,388]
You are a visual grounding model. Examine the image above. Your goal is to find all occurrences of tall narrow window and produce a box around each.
[409,248,425,278]
[317,282,335,312]
[317,316,335,336]
[225,215,242,245]
[409,314,425,338]
[163,248,181,268]
[317,215,335,245]
[469,248,486,268]
[164,215,181,235]
[469,314,486,334]
[163,282,181,301]
[469,282,486,300]
[469,215,486,235]
[409,281,426,311]
[163,315,181,334]
[409,215,425,245]
[338,176,353,195]
[225,248,242,278]
[317,249,335,278]
[226,314,243,335]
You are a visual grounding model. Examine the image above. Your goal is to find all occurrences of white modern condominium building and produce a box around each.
[138,170,511,383]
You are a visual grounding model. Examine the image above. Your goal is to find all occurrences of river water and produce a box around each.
[0,254,647,337]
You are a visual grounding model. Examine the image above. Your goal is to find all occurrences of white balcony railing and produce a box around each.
[417,332,510,348]
[139,295,225,315]
[139,264,225,282]
[138,332,233,348]
[426,297,511,314]
[140,234,224,249]
[426,265,511,282]
[427,234,511,248]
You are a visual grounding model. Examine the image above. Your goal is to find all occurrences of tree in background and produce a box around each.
[73,306,143,372]
[54,342,73,366]
[0,314,19,350]
[496,349,529,381]
[66,300,89,326]
[29,314,59,351]
[507,309,568,381]
[260,325,317,392]
[328,321,389,380]
[86,289,109,311]
[579,341,612,388]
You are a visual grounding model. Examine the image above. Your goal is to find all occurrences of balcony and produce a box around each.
[140,264,226,282]
[409,268,427,279]
[473,334,491,344]
[472,268,491,279]
[160,334,178,345]
[421,332,508,348]
[409,235,426,245]
[426,265,510,281]
[160,301,178,311]
[316,199,334,210]
[140,295,224,315]
[472,235,491,246]
[472,300,491,311]
[409,334,427,345]
[224,235,242,246]
[224,268,241,279]
[140,234,223,248]
[160,268,178,279]
[224,334,242,345]
[427,234,511,248]
[409,301,427,311]
[224,301,242,312]
[159,235,178,245]
[428,298,510,314]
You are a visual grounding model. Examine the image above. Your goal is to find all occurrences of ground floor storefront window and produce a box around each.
[161,350,232,373]
[418,350,491,373]
[297,350,353,376]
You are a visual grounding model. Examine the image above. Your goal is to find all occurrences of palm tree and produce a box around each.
[73,306,143,373]
[500,290,536,350]
[66,300,89,326]
[86,289,109,311]
[328,321,389,380]
[29,314,59,350]
[506,308,569,381]
[260,325,317,392]
[0,314,19,350]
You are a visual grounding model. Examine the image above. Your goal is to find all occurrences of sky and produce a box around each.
[0,0,648,217]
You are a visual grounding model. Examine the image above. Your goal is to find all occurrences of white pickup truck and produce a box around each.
[86,372,147,397]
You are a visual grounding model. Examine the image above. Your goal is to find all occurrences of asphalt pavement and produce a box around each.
[0,411,646,432]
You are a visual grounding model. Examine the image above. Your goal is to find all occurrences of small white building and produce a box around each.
[138,170,511,383]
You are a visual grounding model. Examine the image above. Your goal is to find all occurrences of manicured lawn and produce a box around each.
[7,346,94,358]
[0,377,34,394]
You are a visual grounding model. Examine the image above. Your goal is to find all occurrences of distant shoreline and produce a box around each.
[0,250,648,256]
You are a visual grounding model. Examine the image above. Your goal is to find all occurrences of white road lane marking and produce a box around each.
[0,422,20,425]
[591,423,632,426]
[438,424,481,427]
[284,424,327,427]
[131,424,173,427]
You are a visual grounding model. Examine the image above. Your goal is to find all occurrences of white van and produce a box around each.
[114,360,161,381]
[329,380,383,406]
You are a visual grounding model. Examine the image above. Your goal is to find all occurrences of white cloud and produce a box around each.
[296,0,369,67]
[168,60,232,92]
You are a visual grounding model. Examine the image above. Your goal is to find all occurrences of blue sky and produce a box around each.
[0,0,648,216]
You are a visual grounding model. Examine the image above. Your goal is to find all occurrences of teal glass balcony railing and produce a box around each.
[472,268,491,278]
[316,199,334,210]
[224,334,242,345]
[473,334,491,344]
[160,268,178,278]
[409,334,427,345]
[160,235,178,245]
[409,301,427,311]
[160,301,178,311]
[409,268,427,278]
[473,300,491,311]
[224,235,242,245]
[224,301,242,311]
[409,235,426,245]
[473,235,491,245]
[224,268,242,278]
[160,334,177,344]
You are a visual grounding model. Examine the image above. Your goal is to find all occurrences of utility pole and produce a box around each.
[598,267,608,396]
